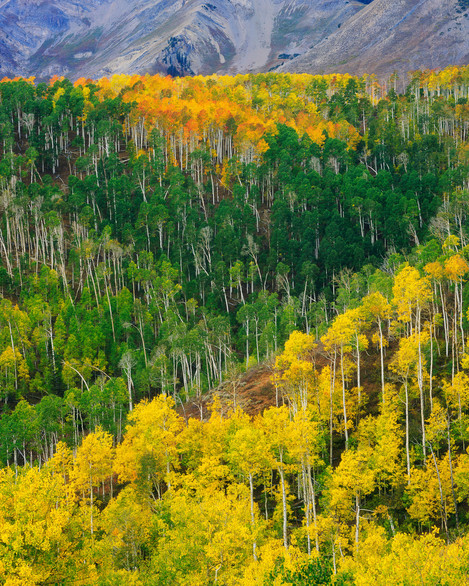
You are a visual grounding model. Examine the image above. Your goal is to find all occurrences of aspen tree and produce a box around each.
[327,446,375,555]
[274,330,316,413]
[392,266,432,459]
[71,427,113,535]
[357,392,404,492]
[114,396,183,493]
[321,312,356,449]
[260,405,294,550]
[361,292,391,402]
[228,419,272,560]
[287,408,323,555]
[389,333,429,478]
[444,252,469,363]
[0,466,80,585]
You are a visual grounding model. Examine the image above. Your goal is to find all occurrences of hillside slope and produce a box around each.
[280,0,469,79]
[0,0,363,79]
[1,0,467,80]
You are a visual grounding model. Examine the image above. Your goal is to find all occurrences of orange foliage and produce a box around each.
[85,73,365,167]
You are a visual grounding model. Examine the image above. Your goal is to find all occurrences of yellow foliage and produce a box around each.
[114,395,183,487]
[327,447,375,524]
[349,530,469,585]
[148,480,256,585]
[274,330,316,411]
[239,539,309,586]
[71,427,114,493]
[444,253,469,281]
[392,265,431,323]
[0,466,93,584]
[407,454,455,524]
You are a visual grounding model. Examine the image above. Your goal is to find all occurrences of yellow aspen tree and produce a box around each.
[192,396,232,489]
[361,292,391,402]
[260,405,294,550]
[114,395,183,494]
[392,266,432,459]
[238,537,304,586]
[228,419,272,560]
[99,485,152,575]
[0,466,82,585]
[287,408,323,555]
[327,446,375,556]
[71,427,114,535]
[426,399,459,528]
[347,306,370,410]
[392,265,431,333]
[444,253,469,365]
[321,312,357,450]
[351,530,469,586]
[424,260,450,356]
[341,523,388,586]
[273,330,316,414]
[316,363,341,464]
[149,481,253,586]
[389,332,429,478]
[357,392,404,493]
[444,370,469,446]
[407,453,455,534]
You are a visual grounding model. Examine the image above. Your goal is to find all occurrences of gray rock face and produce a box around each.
[0,0,365,78]
[280,0,469,80]
[0,0,467,80]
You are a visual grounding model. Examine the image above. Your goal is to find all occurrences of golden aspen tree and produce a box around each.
[0,466,83,585]
[408,456,454,534]
[427,398,459,527]
[327,446,375,556]
[389,333,429,478]
[444,253,469,360]
[273,330,316,413]
[424,260,450,356]
[361,292,391,402]
[228,419,272,560]
[287,408,323,555]
[357,392,404,493]
[99,485,152,575]
[148,480,253,586]
[347,306,370,410]
[260,405,294,550]
[321,312,357,450]
[350,530,469,586]
[191,396,233,489]
[316,363,342,464]
[114,395,183,494]
[71,427,114,536]
[238,537,305,586]
[340,523,388,585]
[392,265,431,333]
[441,368,469,524]
[444,370,469,440]
[393,266,432,460]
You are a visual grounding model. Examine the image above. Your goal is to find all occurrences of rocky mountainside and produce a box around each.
[0,0,362,79]
[0,0,467,80]
[280,0,469,80]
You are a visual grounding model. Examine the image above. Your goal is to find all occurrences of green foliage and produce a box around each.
[266,555,335,585]
[0,68,467,482]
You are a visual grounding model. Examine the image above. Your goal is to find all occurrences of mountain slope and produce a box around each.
[0,0,467,80]
[0,0,364,79]
[280,0,469,79]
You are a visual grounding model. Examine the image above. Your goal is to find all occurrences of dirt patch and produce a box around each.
[176,326,403,425]
[177,362,277,423]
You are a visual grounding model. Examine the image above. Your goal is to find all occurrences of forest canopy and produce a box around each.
[0,67,468,584]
